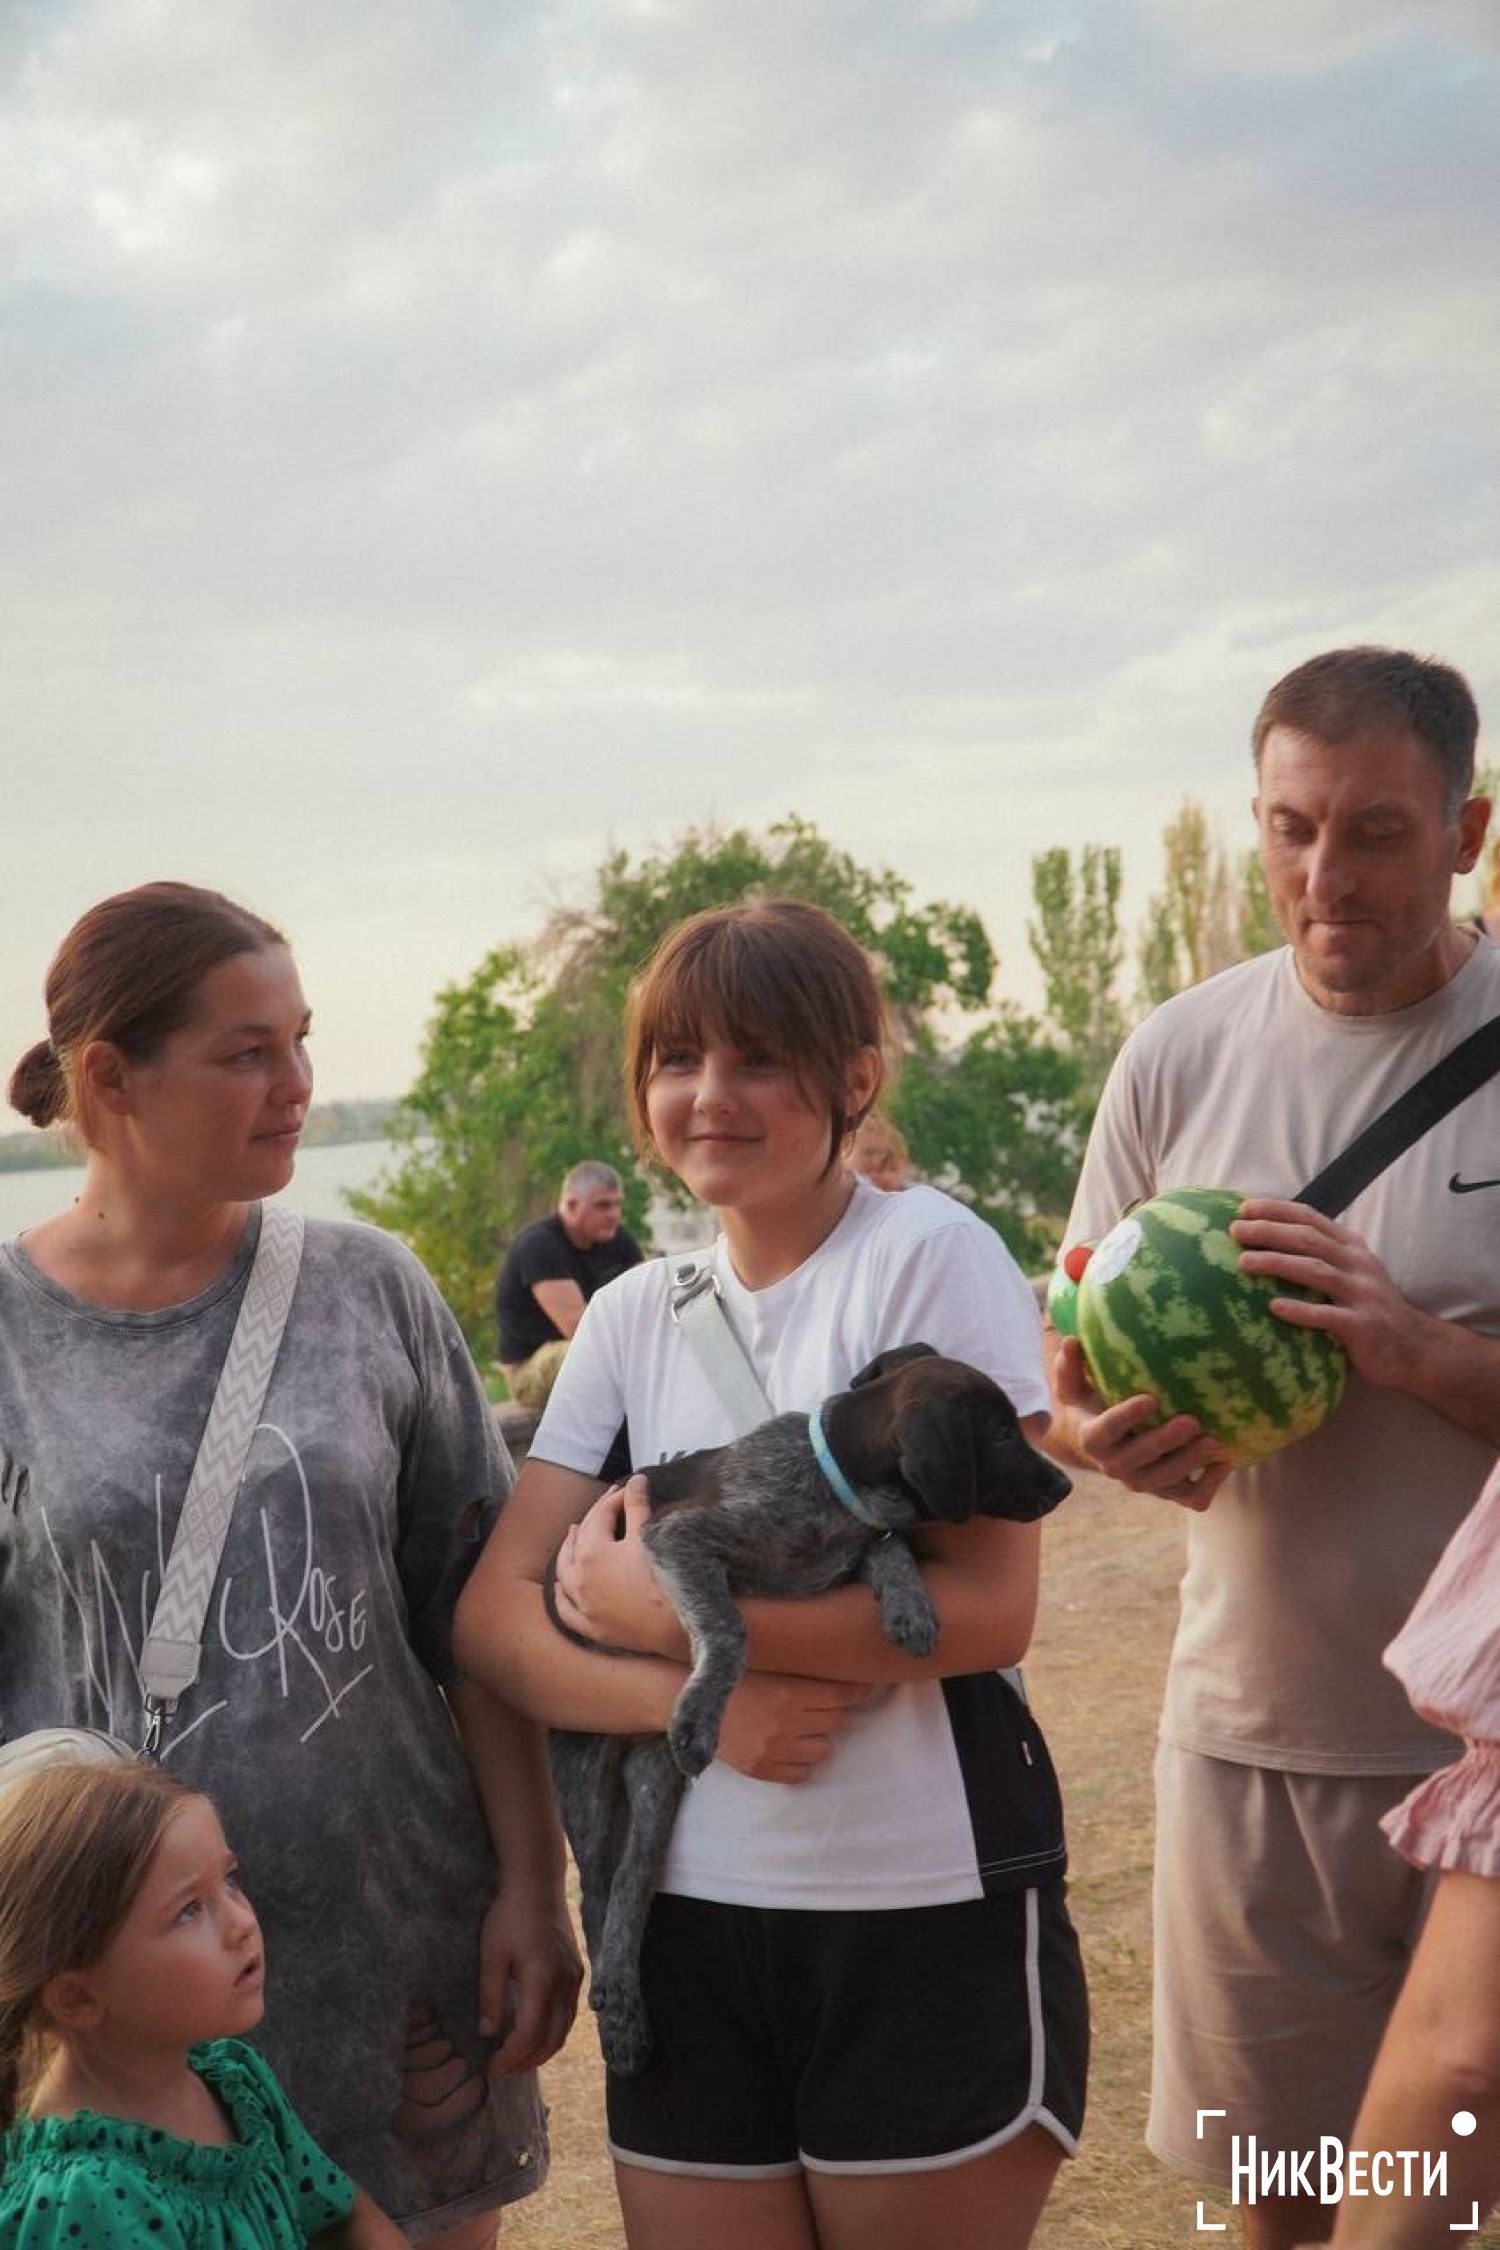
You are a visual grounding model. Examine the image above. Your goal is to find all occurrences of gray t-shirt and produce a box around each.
[0,1208,546,2230]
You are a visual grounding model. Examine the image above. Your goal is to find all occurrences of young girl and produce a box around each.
[456,899,1088,2250]
[0,1759,405,2246]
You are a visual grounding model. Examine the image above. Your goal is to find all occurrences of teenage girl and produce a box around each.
[456,899,1088,2250]
[0,1758,405,2246]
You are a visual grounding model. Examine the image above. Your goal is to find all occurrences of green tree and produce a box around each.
[348,944,645,1355]
[352,817,1058,1353]
[1135,802,1238,1009]
[1236,846,1282,958]
[1135,801,1283,1009]
[892,1009,1083,1269]
[558,814,996,1050]
[1027,844,1126,1098]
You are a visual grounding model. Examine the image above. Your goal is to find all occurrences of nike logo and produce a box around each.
[1449,1173,1500,1195]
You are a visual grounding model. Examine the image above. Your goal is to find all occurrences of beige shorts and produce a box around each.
[1148,1743,1435,2187]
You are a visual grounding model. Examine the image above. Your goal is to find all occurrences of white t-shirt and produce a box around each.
[532,1178,1064,1910]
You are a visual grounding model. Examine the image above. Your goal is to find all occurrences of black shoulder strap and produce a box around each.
[1296,1012,1500,1218]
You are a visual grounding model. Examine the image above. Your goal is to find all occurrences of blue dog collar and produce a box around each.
[808,1403,884,1529]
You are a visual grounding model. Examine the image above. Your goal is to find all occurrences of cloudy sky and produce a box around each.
[5,0,1498,1101]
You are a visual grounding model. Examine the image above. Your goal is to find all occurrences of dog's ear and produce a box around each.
[895,1399,985,1520]
[848,1341,939,1390]
[897,1398,1073,1524]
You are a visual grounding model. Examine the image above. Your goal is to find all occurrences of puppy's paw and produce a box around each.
[667,1681,726,1777]
[667,1702,720,1779]
[594,1981,653,2077]
[882,1593,940,1658]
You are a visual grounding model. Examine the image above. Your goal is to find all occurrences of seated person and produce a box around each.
[496,1161,644,1410]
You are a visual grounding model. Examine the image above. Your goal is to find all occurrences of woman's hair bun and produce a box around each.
[7,1040,68,1129]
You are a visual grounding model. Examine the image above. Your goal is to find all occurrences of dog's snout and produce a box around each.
[1036,1452,1072,1505]
[975,1424,1071,1522]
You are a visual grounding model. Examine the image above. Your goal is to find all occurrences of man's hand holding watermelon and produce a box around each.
[1228,1195,1496,1408]
[1050,1330,1233,1511]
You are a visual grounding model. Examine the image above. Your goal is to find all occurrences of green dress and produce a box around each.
[0,2040,355,2248]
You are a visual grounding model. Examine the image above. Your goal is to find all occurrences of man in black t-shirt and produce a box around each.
[495,1160,644,1410]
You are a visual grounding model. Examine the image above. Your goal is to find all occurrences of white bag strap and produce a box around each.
[668,1249,773,1438]
[139,1200,304,1748]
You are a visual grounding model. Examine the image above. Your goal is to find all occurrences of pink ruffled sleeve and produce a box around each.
[1380,1461,1500,1879]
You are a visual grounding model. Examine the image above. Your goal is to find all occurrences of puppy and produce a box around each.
[547,1342,1071,2074]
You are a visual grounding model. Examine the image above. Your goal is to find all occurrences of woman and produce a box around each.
[1318,1459,1500,2249]
[456,899,1087,2250]
[0,883,580,2248]
[848,1109,914,1192]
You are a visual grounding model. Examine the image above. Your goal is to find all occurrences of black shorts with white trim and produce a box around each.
[606,1886,1089,2178]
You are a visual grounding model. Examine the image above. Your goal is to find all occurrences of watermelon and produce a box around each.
[1074,1187,1347,1468]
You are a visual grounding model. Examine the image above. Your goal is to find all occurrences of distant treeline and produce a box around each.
[0,1098,398,1174]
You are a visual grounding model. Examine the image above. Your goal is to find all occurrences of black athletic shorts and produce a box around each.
[606,1886,1089,2177]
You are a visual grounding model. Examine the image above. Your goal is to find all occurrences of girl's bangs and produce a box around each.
[644,930,812,1068]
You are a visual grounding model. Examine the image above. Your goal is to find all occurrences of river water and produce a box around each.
[0,1137,399,1239]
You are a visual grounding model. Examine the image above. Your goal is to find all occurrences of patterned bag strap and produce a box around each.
[667,1248,773,1438]
[138,1200,305,1753]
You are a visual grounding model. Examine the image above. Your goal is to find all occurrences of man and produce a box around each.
[1046,648,1500,2250]
[496,1161,644,1411]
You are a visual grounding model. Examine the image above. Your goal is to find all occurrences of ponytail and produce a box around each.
[6,1041,68,1132]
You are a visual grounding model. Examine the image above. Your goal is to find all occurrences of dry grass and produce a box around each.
[507,1475,1498,2250]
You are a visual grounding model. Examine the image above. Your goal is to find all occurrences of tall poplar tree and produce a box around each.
[1027,844,1127,1099]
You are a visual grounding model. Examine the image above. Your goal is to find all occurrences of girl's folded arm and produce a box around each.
[453,1454,690,1735]
[740,1514,1042,1680]
[454,1456,879,1779]
[551,1475,1044,1682]
[739,1408,1054,1682]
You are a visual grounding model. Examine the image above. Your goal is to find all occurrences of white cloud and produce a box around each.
[1142,0,1500,73]
[4,0,1498,1098]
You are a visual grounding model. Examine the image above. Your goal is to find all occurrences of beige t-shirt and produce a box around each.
[1066,939,1500,1774]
